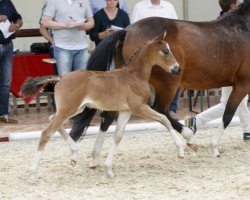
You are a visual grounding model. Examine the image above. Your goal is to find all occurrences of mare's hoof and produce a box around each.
[70,159,77,166]
[187,143,198,152]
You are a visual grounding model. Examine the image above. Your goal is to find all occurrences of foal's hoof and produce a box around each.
[177,155,184,160]
[107,170,115,178]
[29,174,38,184]
[70,159,77,166]
[187,143,198,152]
[89,163,101,169]
[212,151,220,158]
[105,166,115,178]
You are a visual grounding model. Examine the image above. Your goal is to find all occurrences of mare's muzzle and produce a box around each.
[171,65,181,75]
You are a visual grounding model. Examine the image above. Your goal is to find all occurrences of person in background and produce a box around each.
[39,0,57,75]
[39,0,54,46]
[0,0,23,124]
[42,0,94,75]
[131,0,177,23]
[185,0,250,142]
[131,0,179,119]
[90,0,128,14]
[90,0,130,46]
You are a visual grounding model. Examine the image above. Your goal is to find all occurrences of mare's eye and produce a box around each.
[162,48,169,55]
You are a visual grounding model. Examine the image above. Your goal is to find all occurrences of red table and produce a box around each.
[11,53,55,98]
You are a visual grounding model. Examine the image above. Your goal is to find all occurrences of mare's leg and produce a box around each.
[69,108,97,141]
[105,111,131,178]
[211,87,247,157]
[30,114,68,183]
[90,111,117,168]
[133,104,185,158]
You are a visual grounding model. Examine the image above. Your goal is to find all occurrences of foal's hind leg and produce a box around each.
[210,87,247,157]
[90,111,117,168]
[105,111,131,178]
[134,104,185,158]
[30,114,67,183]
[49,114,79,164]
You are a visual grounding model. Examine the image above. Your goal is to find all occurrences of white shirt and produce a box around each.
[131,0,178,23]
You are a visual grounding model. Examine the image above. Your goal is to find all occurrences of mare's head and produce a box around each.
[145,31,180,75]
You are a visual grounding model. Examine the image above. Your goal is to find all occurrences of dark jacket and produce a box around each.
[0,0,22,44]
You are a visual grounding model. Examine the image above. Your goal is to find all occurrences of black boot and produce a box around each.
[243,133,250,142]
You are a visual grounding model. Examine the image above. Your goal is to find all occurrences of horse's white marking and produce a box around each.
[210,122,224,157]
[89,130,107,168]
[105,111,131,177]
[29,151,42,184]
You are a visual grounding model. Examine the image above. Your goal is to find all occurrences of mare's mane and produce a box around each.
[87,30,126,71]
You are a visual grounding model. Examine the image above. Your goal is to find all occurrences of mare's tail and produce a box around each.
[69,30,127,141]
[87,29,127,71]
[20,75,60,98]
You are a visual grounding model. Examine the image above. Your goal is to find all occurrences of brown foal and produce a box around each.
[21,32,182,182]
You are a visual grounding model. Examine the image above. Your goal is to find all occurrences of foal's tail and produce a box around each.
[20,75,60,98]
[87,29,127,71]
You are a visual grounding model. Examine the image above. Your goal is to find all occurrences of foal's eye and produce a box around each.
[162,49,169,55]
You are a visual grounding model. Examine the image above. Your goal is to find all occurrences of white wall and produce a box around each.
[12,0,221,51]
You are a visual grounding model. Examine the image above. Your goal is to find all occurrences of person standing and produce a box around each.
[42,0,94,75]
[39,0,54,46]
[90,0,128,15]
[185,0,250,142]
[90,0,130,46]
[131,0,179,119]
[131,0,177,23]
[0,0,23,124]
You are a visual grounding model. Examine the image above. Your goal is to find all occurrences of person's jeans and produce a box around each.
[169,88,179,113]
[54,46,89,75]
[0,42,13,116]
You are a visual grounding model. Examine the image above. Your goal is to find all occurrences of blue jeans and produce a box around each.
[0,42,13,116]
[169,88,179,113]
[54,47,89,75]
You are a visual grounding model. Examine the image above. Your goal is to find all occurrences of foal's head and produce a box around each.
[146,31,180,75]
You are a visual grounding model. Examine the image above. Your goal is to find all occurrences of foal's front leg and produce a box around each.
[105,111,131,178]
[134,104,185,158]
[90,111,117,168]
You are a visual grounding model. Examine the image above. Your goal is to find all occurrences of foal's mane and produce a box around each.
[124,39,152,67]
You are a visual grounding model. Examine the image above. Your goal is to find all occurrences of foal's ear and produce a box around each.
[162,31,167,40]
[156,31,167,42]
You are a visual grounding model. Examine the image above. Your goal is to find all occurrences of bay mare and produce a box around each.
[21,33,182,182]
[71,0,250,158]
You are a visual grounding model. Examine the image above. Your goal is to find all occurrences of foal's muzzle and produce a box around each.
[171,65,181,75]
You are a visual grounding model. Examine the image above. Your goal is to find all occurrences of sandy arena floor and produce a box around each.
[0,126,249,200]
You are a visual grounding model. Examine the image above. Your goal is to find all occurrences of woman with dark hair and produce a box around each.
[90,0,130,46]
[90,0,128,15]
